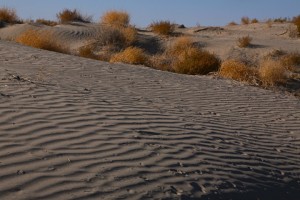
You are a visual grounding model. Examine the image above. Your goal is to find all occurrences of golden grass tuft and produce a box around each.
[35,19,58,26]
[292,15,300,36]
[237,36,252,48]
[173,47,220,75]
[57,9,91,24]
[78,45,98,59]
[166,36,195,56]
[110,47,148,65]
[16,29,68,53]
[219,59,257,83]
[150,20,175,36]
[0,7,19,23]
[100,10,130,27]
[258,59,287,86]
[241,17,250,25]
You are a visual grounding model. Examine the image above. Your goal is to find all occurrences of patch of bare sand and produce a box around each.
[0,40,300,199]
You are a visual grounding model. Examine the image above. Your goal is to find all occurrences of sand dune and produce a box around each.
[0,40,300,199]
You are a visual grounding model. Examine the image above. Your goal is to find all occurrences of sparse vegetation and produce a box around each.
[93,26,137,50]
[280,52,300,72]
[292,15,300,36]
[219,59,258,83]
[228,21,238,26]
[251,18,259,23]
[110,46,148,65]
[57,9,91,24]
[273,17,289,23]
[16,29,68,53]
[258,59,288,86]
[35,19,58,26]
[150,20,175,36]
[0,7,19,23]
[237,36,252,48]
[100,10,130,27]
[78,45,98,59]
[166,36,195,56]
[241,17,250,25]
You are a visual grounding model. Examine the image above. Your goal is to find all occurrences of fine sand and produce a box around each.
[0,38,300,200]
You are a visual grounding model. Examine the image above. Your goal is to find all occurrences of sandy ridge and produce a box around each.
[0,40,300,199]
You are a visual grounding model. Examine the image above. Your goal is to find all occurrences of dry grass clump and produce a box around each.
[16,29,68,53]
[35,19,58,26]
[93,26,137,49]
[237,36,252,48]
[173,47,220,75]
[219,60,258,83]
[228,21,238,26]
[241,17,250,25]
[292,15,300,36]
[273,17,289,23]
[251,18,259,23]
[0,7,19,23]
[100,10,130,27]
[110,47,148,65]
[150,20,175,36]
[280,53,300,71]
[57,9,91,24]
[166,36,195,56]
[79,45,98,59]
[258,59,287,86]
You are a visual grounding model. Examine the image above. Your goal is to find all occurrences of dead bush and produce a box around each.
[237,36,252,48]
[0,7,19,23]
[219,59,258,83]
[280,52,300,72]
[110,46,148,65]
[166,36,195,56]
[100,10,130,27]
[173,47,220,75]
[259,59,288,86]
[93,26,137,49]
[251,18,259,23]
[150,20,175,36]
[16,29,68,53]
[35,19,58,26]
[241,17,250,25]
[57,9,91,23]
[228,21,238,26]
[292,15,300,36]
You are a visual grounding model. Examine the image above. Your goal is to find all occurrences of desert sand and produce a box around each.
[0,22,300,199]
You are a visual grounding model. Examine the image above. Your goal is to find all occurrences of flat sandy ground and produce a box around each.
[0,39,300,200]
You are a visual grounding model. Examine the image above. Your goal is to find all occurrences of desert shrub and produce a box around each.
[166,36,195,56]
[251,18,259,23]
[93,26,137,49]
[292,15,300,36]
[57,9,91,23]
[78,45,98,59]
[149,54,173,71]
[274,17,289,23]
[150,20,175,36]
[228,21,238,26]
[237,36,252,48]
[110,46,148,65]
[100,10,130,27]
[258,59,287,86]
[0,7,19,23]
[241,17,250,25]
[219,59,258,83]
[173,47,220,75]
[35,19,58,26]
[280,52,300,71]
[16,29,68,53]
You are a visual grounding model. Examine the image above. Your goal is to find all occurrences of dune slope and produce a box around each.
[0,40,300,199]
